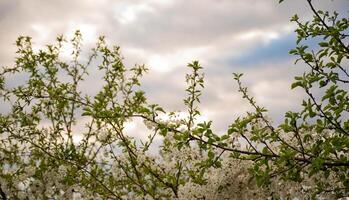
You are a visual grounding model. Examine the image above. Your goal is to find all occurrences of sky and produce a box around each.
[0,0,347,143]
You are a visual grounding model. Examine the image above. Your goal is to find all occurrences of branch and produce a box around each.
[135,114,349,168]
[305,88,349,136]
[306,0,349,54]
[12,135,122,200]
[0,184,6,200]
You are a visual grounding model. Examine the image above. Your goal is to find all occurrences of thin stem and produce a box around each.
[306,0,349,53]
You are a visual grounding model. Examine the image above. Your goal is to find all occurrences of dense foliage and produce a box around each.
[0,0,348,199]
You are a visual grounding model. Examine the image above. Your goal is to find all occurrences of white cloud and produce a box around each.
[251,80,302,108]
[31,23,51,42]
[114,3,154,25]
[147,46,208,73]
[0,0,346,139]
[65,22,97,44]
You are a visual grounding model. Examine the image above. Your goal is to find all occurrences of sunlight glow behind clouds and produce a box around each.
[237,30,280,43]
[31,23,51,42]
[147,47,208,73]
[115,3,153,25]
[65,22,97,43]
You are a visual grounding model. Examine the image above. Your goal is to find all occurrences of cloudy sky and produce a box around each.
[0,0,347,141]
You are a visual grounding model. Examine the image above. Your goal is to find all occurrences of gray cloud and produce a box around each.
[0,0,347,138]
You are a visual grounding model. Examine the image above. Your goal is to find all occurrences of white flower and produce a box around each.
[98,131,109,141]
[26,166,36,177]
[144,120,156,130]
[17,181,26,190]
[58,165,67,176]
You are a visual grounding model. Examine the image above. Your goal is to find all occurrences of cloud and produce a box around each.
[231,32,296,66]
[113,2,154,25]
[0,0,347,142]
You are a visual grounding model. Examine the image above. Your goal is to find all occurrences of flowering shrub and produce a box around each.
[0,0,348,199]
